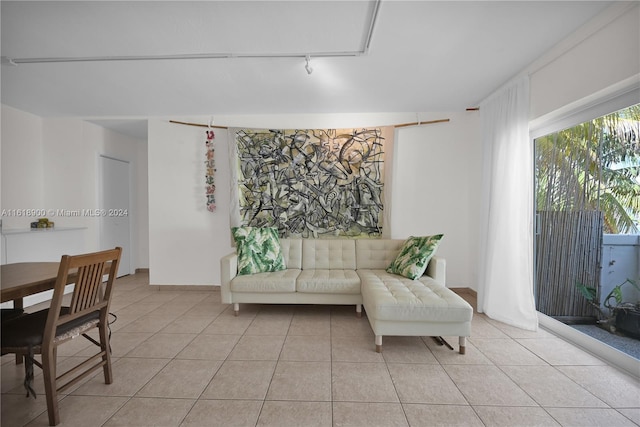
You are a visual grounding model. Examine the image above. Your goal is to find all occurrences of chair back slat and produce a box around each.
[70,262,105,314]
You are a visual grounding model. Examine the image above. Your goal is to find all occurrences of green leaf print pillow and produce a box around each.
[386,234,443,280]
[232,227,286,275]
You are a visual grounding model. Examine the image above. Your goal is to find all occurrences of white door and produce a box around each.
[100,156,131,276]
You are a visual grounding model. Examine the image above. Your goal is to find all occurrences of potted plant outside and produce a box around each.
[577,278,640,338]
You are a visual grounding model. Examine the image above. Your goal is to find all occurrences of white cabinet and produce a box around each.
[1,227,87,265]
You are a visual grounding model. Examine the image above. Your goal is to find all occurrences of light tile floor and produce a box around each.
[2,272,639,426]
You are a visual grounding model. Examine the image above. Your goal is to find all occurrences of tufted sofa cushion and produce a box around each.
[302,239,356,270]
[230,269,301,293]
[297,269,361,294]
[355,239,405,270]
[359,270,473,323]
[280,238,303,269]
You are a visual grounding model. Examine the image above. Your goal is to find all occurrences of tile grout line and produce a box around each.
[3,272,640,426]
[100,283,215,426]
[100,283,180,427]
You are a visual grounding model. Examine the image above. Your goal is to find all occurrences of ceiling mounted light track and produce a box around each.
[1,1,381,66]
[1,51,362,65]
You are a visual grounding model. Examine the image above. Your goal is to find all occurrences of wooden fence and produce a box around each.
[535,210,603,318]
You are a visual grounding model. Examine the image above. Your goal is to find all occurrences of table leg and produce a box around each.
[13,298,24,365]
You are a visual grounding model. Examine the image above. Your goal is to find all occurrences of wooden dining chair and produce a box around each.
[1,247,122,426]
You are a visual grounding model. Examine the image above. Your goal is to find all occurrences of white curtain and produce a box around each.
[477,75,539,331]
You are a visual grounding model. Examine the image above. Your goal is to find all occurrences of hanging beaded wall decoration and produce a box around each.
[205,130,216,212]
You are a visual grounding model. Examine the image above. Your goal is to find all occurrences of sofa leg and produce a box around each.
[375,335,382,353]
[233,303,239,316]
[356,304,362,318]
[459,336,466,354]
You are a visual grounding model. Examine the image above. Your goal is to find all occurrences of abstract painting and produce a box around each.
[233,128,387,238]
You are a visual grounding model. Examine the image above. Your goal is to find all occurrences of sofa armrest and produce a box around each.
[425,256,446,286]
[220,252,238,304]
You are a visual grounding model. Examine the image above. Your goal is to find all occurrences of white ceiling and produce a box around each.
[1,1,616,139]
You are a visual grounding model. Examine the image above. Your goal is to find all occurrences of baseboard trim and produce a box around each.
[135,268,149,274]
[450,287,477,297]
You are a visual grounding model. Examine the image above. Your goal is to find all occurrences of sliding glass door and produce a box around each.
[534,104,639,322]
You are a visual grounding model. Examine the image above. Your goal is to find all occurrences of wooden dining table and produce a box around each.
[0,262,76,308]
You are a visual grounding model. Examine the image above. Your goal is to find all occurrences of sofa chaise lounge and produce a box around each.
[220,237,473,353]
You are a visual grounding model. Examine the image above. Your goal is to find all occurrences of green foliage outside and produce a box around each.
[576,278,640,332]
[535,104,640,234]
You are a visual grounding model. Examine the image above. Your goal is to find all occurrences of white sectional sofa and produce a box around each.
[220,238,473,353]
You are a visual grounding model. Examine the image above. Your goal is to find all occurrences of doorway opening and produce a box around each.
[100,155,131,277]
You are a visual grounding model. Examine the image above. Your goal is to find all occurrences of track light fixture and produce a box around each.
[305,55,313,75]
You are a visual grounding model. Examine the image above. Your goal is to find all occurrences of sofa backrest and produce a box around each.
[355,239,405,270]
[280,238,303,269]
[301,239,357,270]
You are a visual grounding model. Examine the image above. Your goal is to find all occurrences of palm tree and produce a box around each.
[535,104,640,234]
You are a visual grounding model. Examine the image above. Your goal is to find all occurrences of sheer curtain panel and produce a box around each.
[478,76,539,331]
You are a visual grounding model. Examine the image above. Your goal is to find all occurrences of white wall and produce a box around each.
[1,106,149,269]
[148,112,481,288]
[529,2,639,121]
[1,105,44,230]
[391,112,482,288]
[601,235,640,306]
[148,119,232,285]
